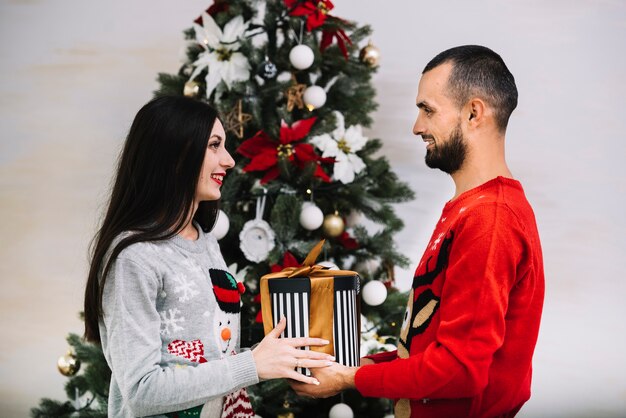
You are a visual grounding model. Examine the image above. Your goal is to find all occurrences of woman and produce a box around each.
[84,96,332,417]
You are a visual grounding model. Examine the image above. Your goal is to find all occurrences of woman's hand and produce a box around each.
[252,317,335,385]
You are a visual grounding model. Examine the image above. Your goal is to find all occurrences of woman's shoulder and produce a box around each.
[109,231,167,266]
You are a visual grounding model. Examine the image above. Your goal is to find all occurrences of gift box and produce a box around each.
[260,241,361,374]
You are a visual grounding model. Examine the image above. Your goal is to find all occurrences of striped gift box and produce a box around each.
[260,241,361,375]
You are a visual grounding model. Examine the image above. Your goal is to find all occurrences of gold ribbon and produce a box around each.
[260,240,358,357]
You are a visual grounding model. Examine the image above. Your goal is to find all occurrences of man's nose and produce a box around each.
[413,115,424,136]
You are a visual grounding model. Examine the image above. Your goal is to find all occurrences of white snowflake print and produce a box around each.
[172,273,200,302]
[459,207,467,214]
[160,308,185,336]
[430,232,445,251]
[181,258,203,274]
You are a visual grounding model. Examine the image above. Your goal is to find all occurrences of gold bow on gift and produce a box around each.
[260,240,361,357]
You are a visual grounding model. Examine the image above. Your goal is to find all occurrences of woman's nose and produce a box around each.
[222,150,235,169]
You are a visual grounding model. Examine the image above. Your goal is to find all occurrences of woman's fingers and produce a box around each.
[287,337,330,348]
[286,370,321,385]
[294,349,335,361]
[296,358,335,369]
[267,317,286,338]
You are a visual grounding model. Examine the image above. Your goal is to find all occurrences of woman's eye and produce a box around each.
[209,141,221,149]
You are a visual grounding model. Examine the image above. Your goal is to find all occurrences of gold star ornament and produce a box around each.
[224,100,252,139]
[286,77,306,112]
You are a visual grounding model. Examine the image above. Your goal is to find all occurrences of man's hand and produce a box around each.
[360,357,375,366]
[289,363,357,398]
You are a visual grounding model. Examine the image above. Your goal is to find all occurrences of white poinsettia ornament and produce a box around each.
[310,111,367,184]
[190,13,251,99]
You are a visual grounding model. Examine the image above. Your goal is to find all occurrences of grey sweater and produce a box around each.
[99,225,259,417]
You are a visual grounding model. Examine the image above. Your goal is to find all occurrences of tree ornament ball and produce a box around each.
[257,59,278,79]
[328,403,354,418]
[359,41,381,67]
[299,202,324,230]
[183,80,200,97]
[322,212,345,238]
[289,44,315,70]
[57,352,80,376]
[303,85,326,110]
[212,210,230,240]
[362,280,388,306]
[356,258,381,274]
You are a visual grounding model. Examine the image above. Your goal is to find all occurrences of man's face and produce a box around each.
[413,63,467,174]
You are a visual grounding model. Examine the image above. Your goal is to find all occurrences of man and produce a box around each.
[291,45,545,418]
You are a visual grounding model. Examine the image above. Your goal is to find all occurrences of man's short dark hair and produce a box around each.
[423,45,518,132]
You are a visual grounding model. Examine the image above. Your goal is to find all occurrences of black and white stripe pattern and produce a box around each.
[333,276,360,368]
[269,277,311,375]
[268,275,360,375]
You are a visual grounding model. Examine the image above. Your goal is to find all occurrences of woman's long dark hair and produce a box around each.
[84,96,221,343]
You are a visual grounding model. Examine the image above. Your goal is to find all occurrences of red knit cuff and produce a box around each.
[355,363,386,397]
[365,349,398,364]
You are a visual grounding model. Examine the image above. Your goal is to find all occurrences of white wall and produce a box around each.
[1,0,624,416]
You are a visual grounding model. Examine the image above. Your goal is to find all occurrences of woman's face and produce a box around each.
[195,119,235,202]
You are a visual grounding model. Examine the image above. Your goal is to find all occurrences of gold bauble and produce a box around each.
[322,211,345,238]
[183,81,200,97]
[57,351,80,376]
[359,40,380,67]
[277,400,295,418]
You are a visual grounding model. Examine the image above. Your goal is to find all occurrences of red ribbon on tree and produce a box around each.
[320,24,352,59]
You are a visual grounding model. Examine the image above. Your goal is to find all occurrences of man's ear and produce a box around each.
[466,98,486,125]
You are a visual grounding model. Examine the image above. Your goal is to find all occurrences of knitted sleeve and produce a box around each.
[364,350,398,363]
[355,203,527,399]
[101,253,258,416]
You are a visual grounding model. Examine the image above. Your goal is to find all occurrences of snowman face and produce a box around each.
[214,309,239,356]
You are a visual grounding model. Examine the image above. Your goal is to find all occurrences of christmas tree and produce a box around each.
[32,1,414,416]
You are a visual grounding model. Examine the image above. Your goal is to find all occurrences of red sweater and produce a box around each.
[355,177,544,418]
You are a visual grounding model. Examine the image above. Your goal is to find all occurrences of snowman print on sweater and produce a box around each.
[165,269,253,418]
[209,268,243,357]
[209,268,255,418]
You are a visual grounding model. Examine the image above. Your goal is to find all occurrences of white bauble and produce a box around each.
[345,210,363,228]
[355,257,381,275]
[289,44,314,70]
[383,415,395,418]
[362,280,387,306]
[212,210,230,240]
[317,260,339,270]
[303,85,327,110]
[299,202,324,230]
[328,403,354,418]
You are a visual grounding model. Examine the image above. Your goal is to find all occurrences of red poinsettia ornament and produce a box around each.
[237,117,333,184]
[285,0,334,31]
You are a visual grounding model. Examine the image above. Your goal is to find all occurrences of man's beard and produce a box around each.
[424,124,467,174]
